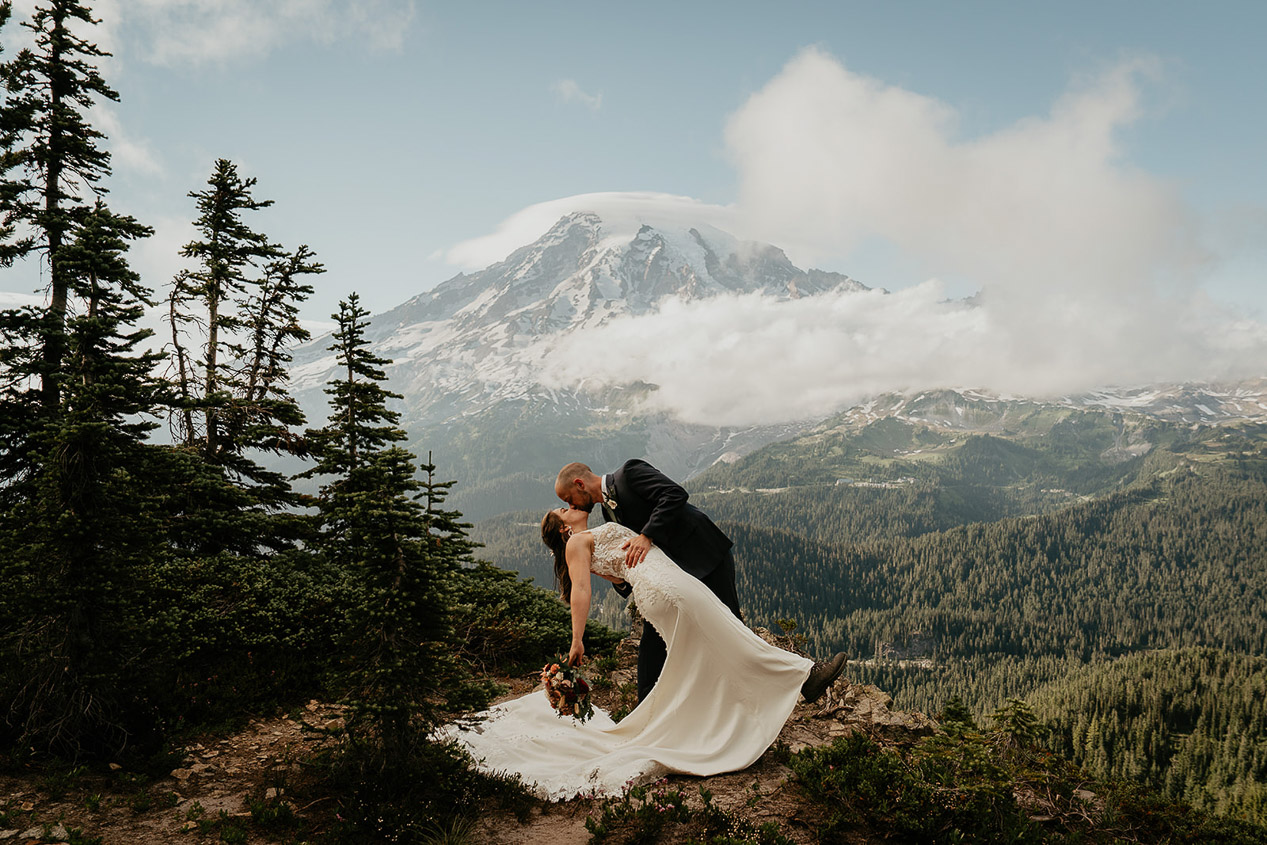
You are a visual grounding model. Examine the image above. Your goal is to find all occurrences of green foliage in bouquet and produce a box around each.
[541,657,594,722]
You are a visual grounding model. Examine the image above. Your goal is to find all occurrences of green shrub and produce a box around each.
[586,782,792,845]
[320,738,531,843]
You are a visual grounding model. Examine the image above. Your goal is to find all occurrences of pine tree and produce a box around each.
[0,0,118,409]
[303,293,399,478]
[166,158,321,506]
[0,1,20,255]
[306,294,488,762]
[0,202,169,755]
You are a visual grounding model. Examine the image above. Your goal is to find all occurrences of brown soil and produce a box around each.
[0,700,346,845]
[0,631,933,844]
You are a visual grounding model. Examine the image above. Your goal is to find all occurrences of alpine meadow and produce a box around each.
[1,2,1266,844]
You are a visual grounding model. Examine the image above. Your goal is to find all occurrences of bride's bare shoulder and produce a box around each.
[566,530,595,551]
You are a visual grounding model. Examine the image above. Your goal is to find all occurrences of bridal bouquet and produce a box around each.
[541,658,594,723]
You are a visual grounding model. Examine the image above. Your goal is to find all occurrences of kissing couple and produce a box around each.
[445,458,847,801]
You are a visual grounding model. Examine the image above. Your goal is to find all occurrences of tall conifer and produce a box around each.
[0,0,118,409]
[306,294,488,764]
[0,202,169,755]
[167,159,321,505]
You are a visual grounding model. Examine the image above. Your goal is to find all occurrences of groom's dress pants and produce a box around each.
[637,548,743,702]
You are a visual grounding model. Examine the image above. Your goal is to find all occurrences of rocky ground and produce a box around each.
[0,630,935,845]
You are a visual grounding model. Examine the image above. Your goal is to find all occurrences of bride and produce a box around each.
[440,506,847,801]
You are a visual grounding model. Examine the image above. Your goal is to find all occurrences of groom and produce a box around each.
[555,459,846,703]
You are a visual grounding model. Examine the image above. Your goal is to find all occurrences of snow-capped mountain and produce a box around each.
[290,208,1265,521]
[291,211,866,518]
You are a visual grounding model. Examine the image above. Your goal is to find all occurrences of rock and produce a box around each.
[19,825,68,842]
[0,830,17,841]
[107,763,122,771]
[264,787,280,800]
[181,821,198,833]
[171,768,192,781]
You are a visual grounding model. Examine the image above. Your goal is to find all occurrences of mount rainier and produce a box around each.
[291,211,867,519]
[291,209,1267,521]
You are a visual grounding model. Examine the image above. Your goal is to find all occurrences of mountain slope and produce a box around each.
[292,211,866,518]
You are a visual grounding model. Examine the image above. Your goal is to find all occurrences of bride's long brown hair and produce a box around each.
[541,510,572,603]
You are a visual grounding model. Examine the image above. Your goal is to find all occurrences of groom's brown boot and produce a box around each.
[801,652,847,703]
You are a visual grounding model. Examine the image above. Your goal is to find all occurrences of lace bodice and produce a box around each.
[586,522,637,582]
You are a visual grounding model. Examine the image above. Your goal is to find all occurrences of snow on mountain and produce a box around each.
[289,211,866,517]
[293,210,866,425]
[288,210,1263,520]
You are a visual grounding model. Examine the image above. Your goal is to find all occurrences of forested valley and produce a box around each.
[477,414,1267,827]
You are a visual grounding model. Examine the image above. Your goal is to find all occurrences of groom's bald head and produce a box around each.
[556,462,602,512]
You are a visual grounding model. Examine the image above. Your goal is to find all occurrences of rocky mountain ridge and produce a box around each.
[287,209,1265,520]
[289,211,867,518]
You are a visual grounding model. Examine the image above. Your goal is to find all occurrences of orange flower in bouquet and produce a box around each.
[541,657,594,723]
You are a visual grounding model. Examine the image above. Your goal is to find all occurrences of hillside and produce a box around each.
[471,400,1267,828]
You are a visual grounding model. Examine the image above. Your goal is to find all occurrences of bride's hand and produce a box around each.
[568,641,585,666]
[622,534,653,568]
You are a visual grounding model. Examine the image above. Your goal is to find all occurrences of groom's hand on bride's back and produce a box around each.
[622,534,653,568]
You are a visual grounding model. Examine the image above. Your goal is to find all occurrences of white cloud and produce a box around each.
[536,282,1263,427]
[724,49,1202,301]
[553,78,603,111]
[125,0,416,66]
[0,290,46,310]
[91,104,164,176]
[135,213,196,274]
[444,48,1266,427]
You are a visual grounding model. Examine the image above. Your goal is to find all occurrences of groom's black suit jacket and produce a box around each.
[605,458,733,585]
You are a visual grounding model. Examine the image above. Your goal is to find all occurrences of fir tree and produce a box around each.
[0,202,168,755]
[0,0,118,409]
[0,1,20,255]
[166,158,321,505]
[306,294,489,763]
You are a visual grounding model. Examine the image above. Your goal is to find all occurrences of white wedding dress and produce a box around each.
[440,522,813,801]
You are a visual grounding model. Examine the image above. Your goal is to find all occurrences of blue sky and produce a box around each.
[3,0,1266,335]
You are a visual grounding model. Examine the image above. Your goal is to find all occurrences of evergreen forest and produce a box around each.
[0,3,619,839]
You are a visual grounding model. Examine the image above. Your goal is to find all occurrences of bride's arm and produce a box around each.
[564,533,595,666]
